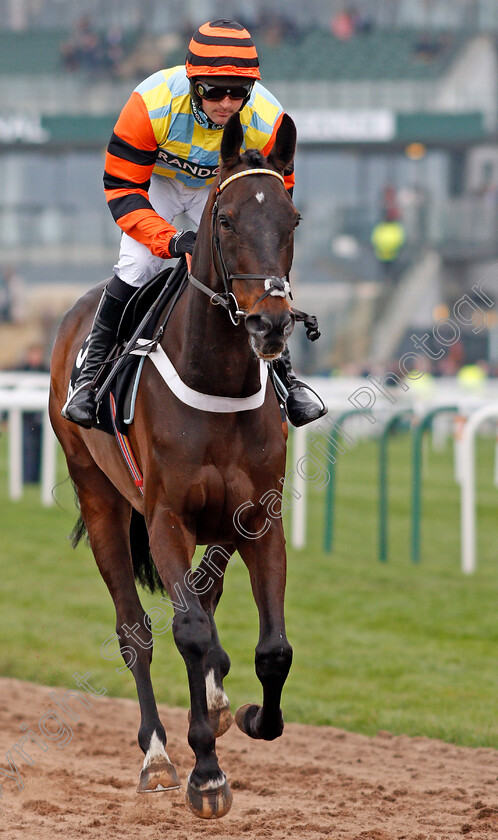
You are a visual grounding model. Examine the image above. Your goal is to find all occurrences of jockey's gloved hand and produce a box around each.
[168,229,197,258]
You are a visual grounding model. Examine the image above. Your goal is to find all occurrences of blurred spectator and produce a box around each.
[61,15,101,71]
[330,8,355,40]
[412,31,450,63]
[370,217,406,282]
[259,12,302,46]
[398,354,435,392]
[0,266,26,324]
[104,26,125,76]
[114,32,165,79]
[434,338,464,376]
[16,344,49,484]
[19,342,46,373]
[349,6,374,34]
[60,15,124,76]
[381,184,401,221]
[330,6,372,40]
[457,362,488,391]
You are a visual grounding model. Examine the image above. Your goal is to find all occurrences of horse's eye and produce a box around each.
[219,217,232,230]
[295,214,302,228]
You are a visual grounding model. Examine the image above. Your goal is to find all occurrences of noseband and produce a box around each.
[189,168,292,326]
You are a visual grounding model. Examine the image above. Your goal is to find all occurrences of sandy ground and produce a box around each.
[0,678,497,839]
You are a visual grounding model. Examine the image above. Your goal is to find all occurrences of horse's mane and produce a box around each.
[240,149,266,168]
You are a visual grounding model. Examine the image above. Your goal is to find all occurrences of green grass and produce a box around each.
[0,424,497,748]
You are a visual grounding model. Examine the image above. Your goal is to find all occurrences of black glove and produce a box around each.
[168,229,197,258]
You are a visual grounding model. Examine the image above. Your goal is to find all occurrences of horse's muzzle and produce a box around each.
[245,310,295,359]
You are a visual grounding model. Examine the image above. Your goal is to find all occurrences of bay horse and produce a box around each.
[49,112,299,820]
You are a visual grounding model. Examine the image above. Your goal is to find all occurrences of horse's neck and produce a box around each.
[174,278,262,399]
[167,199,263,398]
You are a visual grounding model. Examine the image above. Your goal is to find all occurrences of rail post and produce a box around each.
[323,409,371,553]
[378,409,413,563]
[411,406,458,564]
[460,404,498,573]
[290,425,308,549]
[8,408,23,500]
[0,382,56,506]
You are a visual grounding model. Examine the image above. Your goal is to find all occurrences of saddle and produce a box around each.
[67,263,188,437]
[67,257,322,437]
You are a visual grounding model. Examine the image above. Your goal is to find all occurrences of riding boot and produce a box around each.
[62,275,135,428]
[272,346,328,427]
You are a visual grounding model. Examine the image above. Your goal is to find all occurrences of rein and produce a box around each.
[189,168,292,326]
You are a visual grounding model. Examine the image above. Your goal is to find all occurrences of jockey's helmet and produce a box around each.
[186,20,260,113]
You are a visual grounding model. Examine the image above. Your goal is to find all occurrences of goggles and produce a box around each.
[194,80,253,102]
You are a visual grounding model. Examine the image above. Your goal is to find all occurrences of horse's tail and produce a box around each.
[70,505,166,595]
[70,484,87,548]
[70,514,87,548]
[129,509,167,595]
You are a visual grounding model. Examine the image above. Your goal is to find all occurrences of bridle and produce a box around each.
[188,168,292,326]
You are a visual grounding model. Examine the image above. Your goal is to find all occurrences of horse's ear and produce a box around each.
[268,113,296,173]
[221,113,243,168]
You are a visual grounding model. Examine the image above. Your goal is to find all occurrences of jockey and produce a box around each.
[63,19,326,429]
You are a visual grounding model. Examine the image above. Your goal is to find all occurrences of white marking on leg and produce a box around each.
[142,730,171,770]
[187,770,226,791]
[255,191,265,204]
[205,669,229,712]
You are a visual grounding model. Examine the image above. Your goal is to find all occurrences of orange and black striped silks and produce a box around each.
[103,91,177,258]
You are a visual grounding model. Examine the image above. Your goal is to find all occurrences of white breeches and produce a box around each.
[113,175,211,287]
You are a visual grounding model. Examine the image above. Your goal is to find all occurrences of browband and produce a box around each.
[217,169,285,194]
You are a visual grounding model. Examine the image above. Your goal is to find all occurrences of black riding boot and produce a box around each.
[272,346,328,427]
[62,275,135,428]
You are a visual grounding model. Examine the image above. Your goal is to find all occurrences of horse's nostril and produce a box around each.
[246,311,295,340]
[245,314,273,337]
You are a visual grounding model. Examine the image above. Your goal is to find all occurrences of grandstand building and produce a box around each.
[1,0,498,372]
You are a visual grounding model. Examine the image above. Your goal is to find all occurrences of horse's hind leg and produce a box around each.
[192,544,234,737]
[235,525,293,741]
[71,465,180,794]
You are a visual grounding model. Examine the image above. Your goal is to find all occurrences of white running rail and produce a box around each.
[0,374,56,506]
[460,403,498,574]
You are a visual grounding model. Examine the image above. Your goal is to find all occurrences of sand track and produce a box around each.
[0,678,497,839]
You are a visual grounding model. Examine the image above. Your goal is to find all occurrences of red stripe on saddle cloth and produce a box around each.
[110,393,144,493]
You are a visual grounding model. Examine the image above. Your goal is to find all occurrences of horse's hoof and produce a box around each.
[210,706,233,738]
[235,703,284,740]
[188,707,233,738]
[235,703,260,737]
[137,758,181,793]
[185,777,233,819]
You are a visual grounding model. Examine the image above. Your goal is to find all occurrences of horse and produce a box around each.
[49,111,300,820]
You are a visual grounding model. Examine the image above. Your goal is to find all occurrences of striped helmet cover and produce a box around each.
[185,19,261,80]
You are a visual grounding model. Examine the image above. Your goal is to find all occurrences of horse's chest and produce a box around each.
[185,451,278,543]
[159,423,285,541]
[188,462,254,512]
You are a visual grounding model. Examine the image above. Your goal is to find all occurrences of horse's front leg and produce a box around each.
[235,522,293,741]
[147,514,232,819]
[193,544,234,738]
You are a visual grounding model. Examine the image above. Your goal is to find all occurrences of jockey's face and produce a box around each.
[200,94,244,125]
[196,75,249,125]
